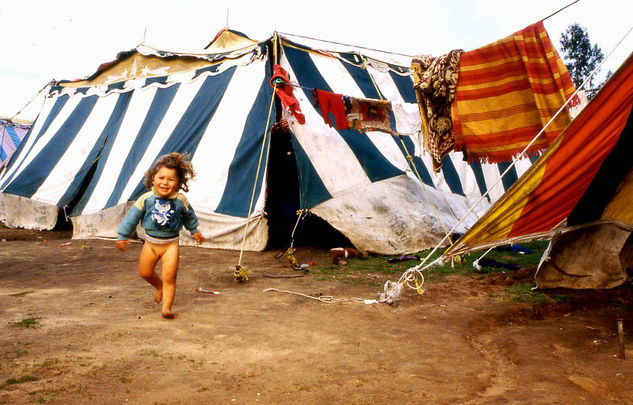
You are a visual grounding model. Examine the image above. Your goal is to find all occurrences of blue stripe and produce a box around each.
[103,85,180,209]
[107,82,126,92]
[497,162,519,191]
[216,69,275,217]
[130,67,239,201]
[6,126,22,147]
[145,76,168,86]
[0,149,6,162]
[392,135,434,187]
[1,96,69,189]
[468,161,491,202]
[283,45,403,183]
[388,71,417,104]
[4,96,99,198]
[440,156,465,195]
[66,93,133,215]
[338,53,381,99]
[290,133,332,208]
[193,65,220,79]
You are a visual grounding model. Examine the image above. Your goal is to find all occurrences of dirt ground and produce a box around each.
[2,228,633,404]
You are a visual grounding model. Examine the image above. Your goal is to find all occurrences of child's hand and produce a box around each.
[115,240,130,251]
[193,232,206,244]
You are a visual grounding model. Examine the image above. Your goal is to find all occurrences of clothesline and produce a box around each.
[275,0,580,59]
[274,79,420,137]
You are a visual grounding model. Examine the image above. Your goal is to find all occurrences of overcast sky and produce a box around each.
[1,0,631,120]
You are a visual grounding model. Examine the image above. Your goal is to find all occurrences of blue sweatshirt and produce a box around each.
[117,188,199,240]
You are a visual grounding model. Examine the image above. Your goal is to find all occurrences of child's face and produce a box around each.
[152,167,179,197]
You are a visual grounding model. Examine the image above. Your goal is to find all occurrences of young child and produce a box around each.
[115,152,205,318]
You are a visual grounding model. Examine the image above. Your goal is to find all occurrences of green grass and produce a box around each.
[2,375,39,387]
[10,318,41,328]
[310,240,549,285]
[489,282,572,304]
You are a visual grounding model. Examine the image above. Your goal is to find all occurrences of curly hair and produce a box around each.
[144,152,196,193]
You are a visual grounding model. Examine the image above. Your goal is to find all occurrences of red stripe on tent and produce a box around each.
[508,55,633,237]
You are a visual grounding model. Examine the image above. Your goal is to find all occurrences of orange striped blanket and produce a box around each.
[452,21,576,163]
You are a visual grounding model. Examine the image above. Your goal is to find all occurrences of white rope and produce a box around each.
[472,246,495,271]
[263,288,363,303]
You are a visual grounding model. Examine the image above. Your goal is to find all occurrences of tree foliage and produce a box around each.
[560,23,605,96]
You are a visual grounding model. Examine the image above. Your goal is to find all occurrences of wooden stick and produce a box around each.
[618,319,625,359]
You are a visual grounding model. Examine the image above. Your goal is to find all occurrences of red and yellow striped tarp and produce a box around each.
[452,21,576,163]
[445,53,633,258]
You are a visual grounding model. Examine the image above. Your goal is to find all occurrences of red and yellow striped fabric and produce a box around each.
[445,53,633,258]
[452,21,576,163]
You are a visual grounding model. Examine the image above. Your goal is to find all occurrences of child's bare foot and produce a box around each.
[161,310,175,319]
[154,288,163,303]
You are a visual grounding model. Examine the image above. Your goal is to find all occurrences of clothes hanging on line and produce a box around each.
[312,89,395,135]
[411,50,463,173]
[451,21,576,164]
[270,65,305,124]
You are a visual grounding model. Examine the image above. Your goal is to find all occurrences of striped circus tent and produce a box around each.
[0,29,531,254]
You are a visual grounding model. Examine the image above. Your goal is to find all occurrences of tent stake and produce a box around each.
[618,318,625,359]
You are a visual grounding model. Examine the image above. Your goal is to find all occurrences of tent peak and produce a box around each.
[204,28,258,52]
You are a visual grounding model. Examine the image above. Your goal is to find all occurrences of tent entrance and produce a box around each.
[265,126,350,250]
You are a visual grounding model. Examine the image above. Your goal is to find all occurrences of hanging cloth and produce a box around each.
[411,50,463,172]
[451,21,576,164]
[270,65,305,124]
[343,95,394,134]
[313,89,394,134]
[313,89,349,129]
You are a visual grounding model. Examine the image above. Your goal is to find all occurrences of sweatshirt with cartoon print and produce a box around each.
[117,188,200,241]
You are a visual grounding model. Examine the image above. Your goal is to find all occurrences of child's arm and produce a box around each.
[181,200,205,244]
[115,205,144,251]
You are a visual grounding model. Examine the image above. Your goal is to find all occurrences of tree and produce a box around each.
[560,23,605,98]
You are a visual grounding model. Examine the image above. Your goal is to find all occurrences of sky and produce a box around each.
[1,0,631,120]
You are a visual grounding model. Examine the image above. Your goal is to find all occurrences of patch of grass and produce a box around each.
[3,375,39,387]
[309,240,549,286]
[10,318,40,329]
[31,389,62,403]
[495,283,573,304]
[8,291,35,297]
[502,283,550,304]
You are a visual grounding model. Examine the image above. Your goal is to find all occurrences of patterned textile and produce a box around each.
[452,21,576,163]
[411,50,463,173]
[313,89,394,134]
[342,95,393,134]
[270,64,305,124]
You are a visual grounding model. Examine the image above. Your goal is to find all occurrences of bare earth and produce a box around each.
[2,228,633,404]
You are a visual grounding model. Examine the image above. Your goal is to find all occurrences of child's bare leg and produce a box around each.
[159,242,180,318]
[139,242,163,303]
